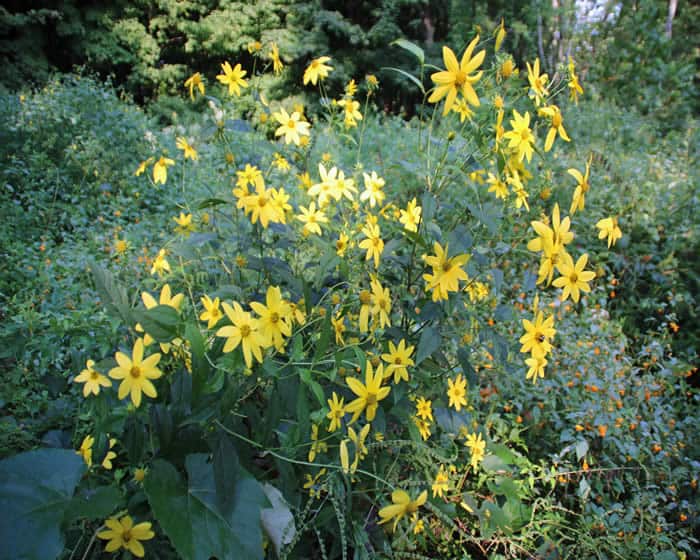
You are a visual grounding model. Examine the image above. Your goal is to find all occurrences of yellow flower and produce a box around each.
[503,110,535,163]
[133,467,147,483]
[465,431,486,468]
[336,232,350,257]
[358,223,384,269]
[216,61,248,96]
[332,314,346,345]
[176,137,198,160]
[74,359,112,397]
[486,173,508,200]
[150,249,170,277]
[370,277,391,329]
[327,392,345,432]
[216,302,266,368]
[452,98,474,122]
[247,41,262,54]
[494,19,506,52]
[414,416,432,440]
[273,107,310,145]
[303,56,333,85]
[366,74,379,89]
[381,339,415,384]
[250,285,293,351]
[337,98,363,128]
[240,180,284,228]
[308,164,343,206]
[345,361,391,423]
[527,203,574,254]
[415,396,433,421]
[134,157,154,176]
[537,105,570,152]
[423,242,469,301]
[152,156,175,185]
[76,435,94,466]
[360,171,386,208]
[447,373,467,411]
[308,424,328,462]
[98,515,154,558]
[172,212,195,236]
[199,295,223,329]
[109,338,162,407]
[568,58,584,104]
[596,216,622,248]
[432,465,449,497]
[269,42,284,74]
[526,58,549,106]
[378,490,428,532]
[552,253,596,303]
[520,311,556,358]
[346,423,371,473]
[273,152,290,171]
[428,36,485,115]
[345,79,357,97]
[399,198,422,232]
[498,57,517,81]
[101,438,117,470]
[184,72,205,100]
[296,202,328,236]
[525,355,547,384]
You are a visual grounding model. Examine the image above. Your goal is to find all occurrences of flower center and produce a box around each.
[442,261,452,272]
[394,357,403,365]
[258,196,268,207]
[270,312,279,323]
[454,70,467,86]
[240,325,251,337]
[569,272,579,284]
[287,119,296,129]
[365,393,377,406]
[129,366,141,379]
[122,529,132,542]
[521,129,530,141]
[552,113,562,127]
[91,371,100,380]
[359,290,372,305]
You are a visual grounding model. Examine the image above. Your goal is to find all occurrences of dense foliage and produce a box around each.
[1,17,698,556]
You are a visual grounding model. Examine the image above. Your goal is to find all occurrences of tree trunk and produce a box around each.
[666,0,678,38]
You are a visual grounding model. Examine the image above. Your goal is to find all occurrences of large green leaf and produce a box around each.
[144,455,267,560]
[0,449,86,560]
[133,304,180,343]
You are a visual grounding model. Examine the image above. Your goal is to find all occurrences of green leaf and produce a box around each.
[90,262,131,324]
[391,39,425,64]
[197,197,228,209]
[575,439,589,462]
[313,310,332,361]
[133,305,180,343]
[381,67,425,94]
[0,449,85,560]
[456,348,477,387]
[65,485,121,523]
[144,456,266,560]
[416,326,440,365]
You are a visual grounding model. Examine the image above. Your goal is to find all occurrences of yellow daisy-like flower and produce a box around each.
[519,311,556,358]
[136,284,184,349]
[134,157,154,177]
[303,56,333,85]
[176,137,198,160]
[269,42,283,75]
[526,58,549,106]
[415,396,433,421]
[216,61,248,96]
[596,216,622,248]
[345,361,391,423]
[399,198,422,232]
[447,373,467,411]
[370,277,391,329]
[172,212,195,236]
[428,36,485,115]
[378,490,428,532]
[525,355,547,384]
[465,431,486,468]
[422,242,469,301]
[150,249,170,277]
[108,338,162,408]
[216,302,266,368]
[360,171,386,208]
[240,180,284,228]
[152,156,175,185]
[552,253,596,303]
[568,156,592,215]
[336,232,350,257]
[74,359,112,397]
[503,110,535,163]
[76,435,94,466]
[358,223,384,269]
[101,438,117,470]
[381,339,415,384]
[537,105,570,152]
[199,295,223,329]
[97,515,155,558]
[296,202,328,236]
[273,107,311,145]
[250,285,293,351]
[432,465,449,497]
[326,392,345,432]
[184,72,205,100]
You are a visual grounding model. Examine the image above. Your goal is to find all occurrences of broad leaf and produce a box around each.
[0,449,85,560]
[144,455,266,560]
